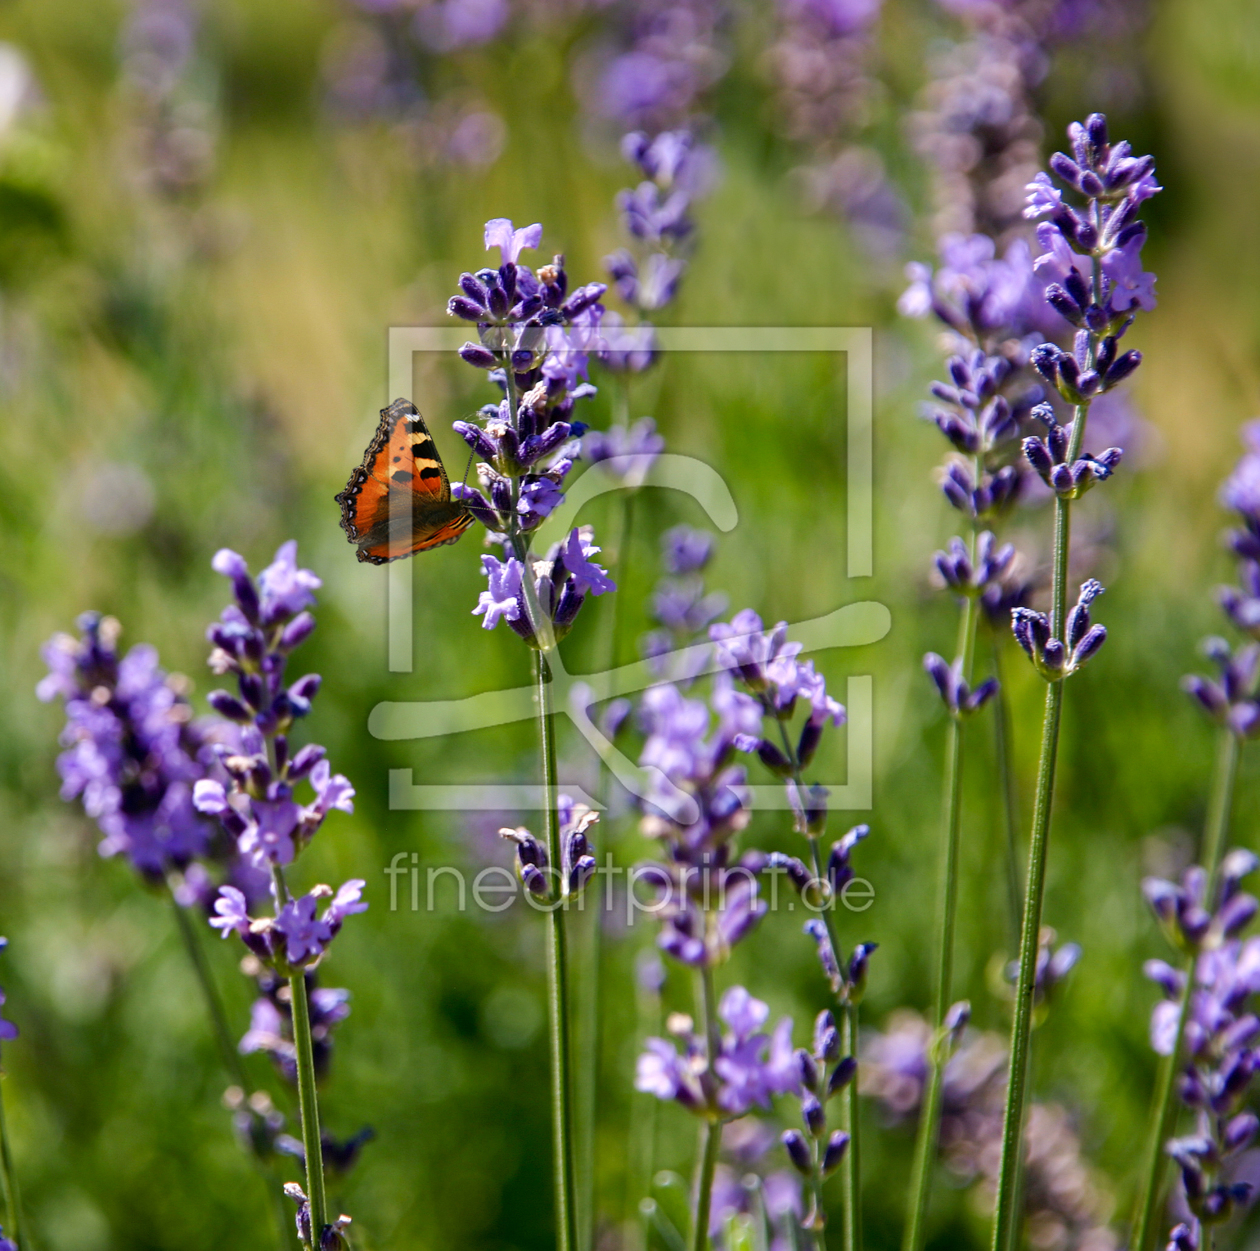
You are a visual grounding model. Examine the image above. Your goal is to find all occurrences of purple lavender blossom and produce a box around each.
[862,1009,1118,1246]
[1011,578,1108,679]
[588,2,727,133]
[766,0,905,257]
[38,613,219,880]
[635,986,800,1116]
[641,527,727,683]
[447,219,625,646]
[470,527,616,645]
[1143,850,1260,1236]
[583,417,665,488]
[709,611,845,805]
[906,0,1060,246]
[414,0,509,53]
[898,233,1054,344]
[663,525,715,575]
[196,544,355,873]
[772,1006,855,1226]
[1021,115,1161,349]
[118,0,217,199]
[599,126,713,362]
[1183,639,1260,739]
[501,797,599,902]
[242,966,353,1084]
[209,880,367,972]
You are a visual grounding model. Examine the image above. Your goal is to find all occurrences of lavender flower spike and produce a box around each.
[993,113,1161,1251]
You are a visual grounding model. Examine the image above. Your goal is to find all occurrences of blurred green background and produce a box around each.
[2,0,1260,1247]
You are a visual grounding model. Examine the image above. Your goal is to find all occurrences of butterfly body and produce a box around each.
[336,398,473,564]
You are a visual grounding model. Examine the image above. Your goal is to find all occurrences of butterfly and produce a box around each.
[336,398,474,564]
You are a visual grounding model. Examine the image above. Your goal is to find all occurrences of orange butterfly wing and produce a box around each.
[335,399,474,565]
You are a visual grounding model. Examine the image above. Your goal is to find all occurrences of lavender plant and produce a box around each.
[588,0,727,137]
[447,217,616,1251]
[193,542,363,1251]
[898,223,1050,1251]
[628,669,779,1250]
[765,0,905,258]
[1141,851,1260,1251]
[35,612,302,1200]
[1129,424,1260,1249]
[990,112,1160,1251]
[864,1006,1119,1250]
[700,609,870,1251]
[322,0,508,168]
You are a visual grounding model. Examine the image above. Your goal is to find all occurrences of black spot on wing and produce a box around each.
[405,419,426,435]
[391,470,414,484]
[410,439,437,457]
[419,467,442,481]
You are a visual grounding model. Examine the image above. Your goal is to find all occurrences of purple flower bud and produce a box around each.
[453,420,499,461]
[797,718,823,767]
[797,1048,819,1091]
[821,1131,850,1176]
[1072,625,1107,667]
[288,674,322,714]
[802,1092,825,1137]
[208,689,253,722]
[239,671,264,708]
[569,855,596,895]
[781,1129,813,1176]
[828,1056,857,1096]
[459,342,498,369]
[448,295,486,322]
[1024,437,1054,480]
[768,852,812,895]
[754,739,793,776]
[847,943,876,1001]
[279,612,316,652]
[289,743,326,780]
[1225,1112,1260,1152]
[813,1011,840,1063]
[1104,349,1142,387]
[1215,891,1258,937]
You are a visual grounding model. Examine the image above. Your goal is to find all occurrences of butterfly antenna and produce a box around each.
[461,448,475,490]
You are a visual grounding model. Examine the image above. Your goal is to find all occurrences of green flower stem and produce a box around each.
[692,1118,722,1251]
[693,960,723,1251]
[990,487,1079,1251]
[839,1002,862,1251]
[582,485,638,1251]
[169,887,251,1089]
[904,581,979,1251]
[990,638,1023,948]
[991,673,1063,1251]
[1130,727,1241,1251]
[535,652,580,1251]
[801,830,861,1251]
[0,1074,24,1250]
[169,886,294,1249]
[990,291,1102,1251]
[288,970,328,1248]
[270,865,328,1250]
